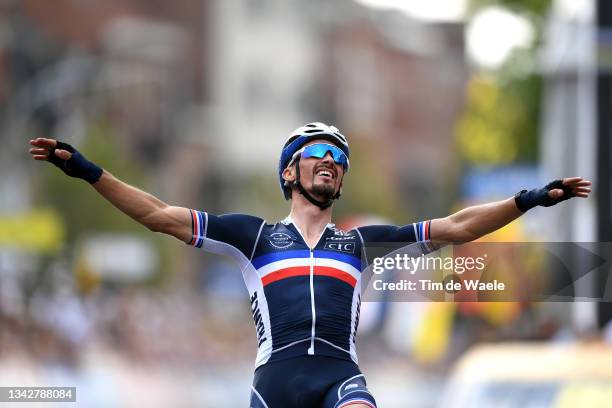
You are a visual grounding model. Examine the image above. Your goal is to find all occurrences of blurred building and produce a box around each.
[323,14,466,218]
[207,0,466,220]
[1,0,468,215]
[540,0,600,332]
[1,0,212,205]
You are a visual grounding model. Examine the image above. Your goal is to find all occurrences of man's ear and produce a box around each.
[282,166,295,183]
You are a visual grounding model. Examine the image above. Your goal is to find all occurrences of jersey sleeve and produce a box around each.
[186,210,265,262]
[356,220,431,243]
[355,220,438,262]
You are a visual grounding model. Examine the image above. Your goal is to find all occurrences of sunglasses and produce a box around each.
[289,143,350,171]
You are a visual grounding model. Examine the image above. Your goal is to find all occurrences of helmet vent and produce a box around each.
[304,129,321,133]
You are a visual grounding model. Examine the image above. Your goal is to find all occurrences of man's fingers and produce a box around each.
[561,177,593,198]
[29,148,49,155]
[54,149,72,160]
[28,139,71,161]
[29,138,57,149]
[549,183,591,199]
[562,177,592,187]
[562,177,583,184]
[29,146,50,160]
[567,180,591,186]
[548,189,564,198]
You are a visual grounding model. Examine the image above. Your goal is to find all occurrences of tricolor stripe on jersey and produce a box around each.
[189,209,205,248]
[254,250,361,288]
[262,265,357,287]
[415,220,431,242]
[252,250,361,270]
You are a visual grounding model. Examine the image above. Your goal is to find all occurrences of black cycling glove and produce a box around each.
[47,141,103,184]
[514,179,575,212]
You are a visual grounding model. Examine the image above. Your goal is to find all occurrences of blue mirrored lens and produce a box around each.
[301,144,348,168]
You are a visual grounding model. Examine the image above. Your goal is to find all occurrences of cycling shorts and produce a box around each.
[250,355,377,408]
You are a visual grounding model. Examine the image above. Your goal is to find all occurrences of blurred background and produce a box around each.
[0,0,611,406]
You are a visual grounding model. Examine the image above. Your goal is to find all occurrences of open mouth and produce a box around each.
[315,168,335,181]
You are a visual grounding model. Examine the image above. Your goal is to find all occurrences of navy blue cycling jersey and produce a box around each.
[187,210,432,368]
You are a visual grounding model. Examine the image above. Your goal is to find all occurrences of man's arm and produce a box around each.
[430,177,592,243]
[29,137,193,242]
[92,171,192,241]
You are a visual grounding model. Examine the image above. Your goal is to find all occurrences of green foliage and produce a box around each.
[457,0,551,167]
[467,0,552,16]
[456,68,542,165]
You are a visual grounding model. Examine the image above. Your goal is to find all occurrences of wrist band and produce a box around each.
[48,141,103,184]
[514,180,575,213]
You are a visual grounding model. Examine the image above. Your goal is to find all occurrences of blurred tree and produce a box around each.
[447,0,555,351]
[467,0,551,16]
[457,0,552,167]
[456,67,542,165]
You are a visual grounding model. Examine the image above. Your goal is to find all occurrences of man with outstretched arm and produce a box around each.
[29,123,591,408]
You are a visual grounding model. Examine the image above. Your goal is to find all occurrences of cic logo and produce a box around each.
[324,242,355,254]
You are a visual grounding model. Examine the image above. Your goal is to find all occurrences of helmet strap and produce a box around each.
[292,158,335,210]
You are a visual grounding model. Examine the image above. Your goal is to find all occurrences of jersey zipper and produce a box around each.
[286,217,329,356]
[307,248,316,355]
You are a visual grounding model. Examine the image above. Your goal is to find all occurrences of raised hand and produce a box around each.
[28,138,102,184]
[547,177,591,199]
[515,177,592,212]
[29,138,72,161]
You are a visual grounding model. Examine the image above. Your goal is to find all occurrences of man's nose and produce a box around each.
[320,151,334,163]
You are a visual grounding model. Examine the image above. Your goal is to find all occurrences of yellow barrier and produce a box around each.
[0,209,65,252]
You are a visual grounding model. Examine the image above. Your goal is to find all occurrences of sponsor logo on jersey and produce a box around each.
[352,294,361,344]
[332,229,355,237]
[250,292,267,347]
[324,241,355,254]
[268,232,294,249]
[326,235,356,241]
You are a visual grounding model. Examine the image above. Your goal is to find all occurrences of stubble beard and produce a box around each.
[311,180,336,201]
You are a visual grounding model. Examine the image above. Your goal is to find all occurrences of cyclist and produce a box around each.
[29,122,591,408]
